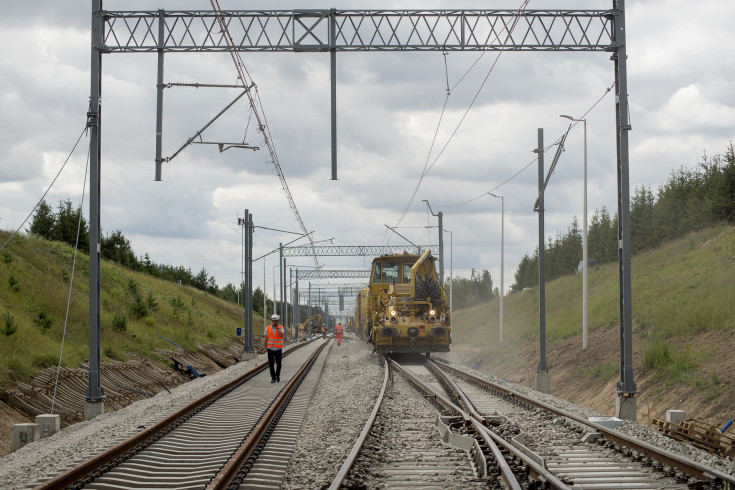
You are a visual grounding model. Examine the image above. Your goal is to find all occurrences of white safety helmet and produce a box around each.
[271,314,280,321]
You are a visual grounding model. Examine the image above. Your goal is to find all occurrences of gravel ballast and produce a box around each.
[2,337,733,489]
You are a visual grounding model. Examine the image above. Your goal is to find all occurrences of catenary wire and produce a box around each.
[391,0,531,232]
[52,144,90,414]
[440,81,616,208]
[0,123,88,252]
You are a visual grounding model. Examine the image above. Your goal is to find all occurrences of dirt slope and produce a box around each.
[453,323,735,429]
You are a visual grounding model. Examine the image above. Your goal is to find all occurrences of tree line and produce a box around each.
[29,200,251,304]
[512,143,735,290]
[446,268,496,309]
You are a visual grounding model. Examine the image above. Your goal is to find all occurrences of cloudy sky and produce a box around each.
[1,1,733,314]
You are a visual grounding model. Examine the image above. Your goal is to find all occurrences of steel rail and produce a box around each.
[33,341,312,490]
[425,359,567,489]
[206,341,328,489]
[390,360,526,488]
[328,357,390,490]
[434,359,735,487]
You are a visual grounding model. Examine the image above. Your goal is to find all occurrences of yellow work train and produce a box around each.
[355,250,451,355]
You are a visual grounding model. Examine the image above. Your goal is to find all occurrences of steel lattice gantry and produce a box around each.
[282,244,438,257]
[87,2,636,419]
[101,9,615,52]
[294,269,369,280]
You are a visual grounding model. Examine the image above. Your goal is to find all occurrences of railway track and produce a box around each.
[328,354,735,489]
[31,340,330,490]
[335,359,486,489]
[6,341,733,489]
[434,359,735,488]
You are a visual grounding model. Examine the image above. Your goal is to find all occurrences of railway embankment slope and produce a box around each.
[452,223,735,429]
[0,229,264,455]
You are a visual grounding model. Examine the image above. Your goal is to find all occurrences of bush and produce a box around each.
[8,274,20,292]
[1,251,12,264]
[35,308,54,331]
[130,295,149,319]
[2,311,18,336]
[170,295,185,318]
[146,291,159,312]
[112,314,128,332]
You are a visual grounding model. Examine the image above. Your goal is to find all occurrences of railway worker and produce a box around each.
[335,321,344,346]
[262,314,284,383]
[321,323,326,339]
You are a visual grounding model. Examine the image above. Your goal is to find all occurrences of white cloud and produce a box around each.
[651,84,735,133]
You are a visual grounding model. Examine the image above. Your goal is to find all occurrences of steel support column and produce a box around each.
[154,10,164,181]
[330,8,337,180]
[613,0,637,418]
[85,0,105,419]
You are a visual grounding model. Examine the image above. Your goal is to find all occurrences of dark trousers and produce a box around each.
[267,348,282,379]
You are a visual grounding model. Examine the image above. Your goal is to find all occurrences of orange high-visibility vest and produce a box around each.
[335,324,343,335]
[266,324,284,349]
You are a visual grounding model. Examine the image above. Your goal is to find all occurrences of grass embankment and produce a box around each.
[453,224,735,393]
[0,230,263,388]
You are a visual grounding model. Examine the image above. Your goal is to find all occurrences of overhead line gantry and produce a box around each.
[87,2,636,420]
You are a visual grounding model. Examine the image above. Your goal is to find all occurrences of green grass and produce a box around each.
[452,223,735,394]
[0,230,264,388]
[578,360,618,381]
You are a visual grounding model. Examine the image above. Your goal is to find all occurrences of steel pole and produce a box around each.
[500,196,504,343]
[614,0,637,406]
[330,8,337,180]
[154,9,164,181]
[582,118,588,350]
[438,211,444,284]
[537,129,548,374]
[86,0,105,417]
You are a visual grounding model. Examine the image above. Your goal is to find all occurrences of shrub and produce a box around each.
[112,314,127,332]
[2,311,18,336]
[170,295,185,319]
[146,291,159,311]
[8,274,20,292]
[61,269,70,282]
[35,308,54,331]
[1,251,12,264]
[130,295,149,319]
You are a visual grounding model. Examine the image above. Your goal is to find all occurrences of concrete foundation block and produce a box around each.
[666,409,686,427]
[36,414,60,439]
[588,416,624,430]
[84,401,104,421]
[616,394,637,422]
[535,372,550,394]
[582,432,602,442]
[13,423,40,451]
[241,351,257,361]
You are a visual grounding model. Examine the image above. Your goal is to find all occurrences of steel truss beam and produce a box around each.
[296,269,370,279]
[284,244,438,257]
[102,9,615,52]
[305,286,364,295]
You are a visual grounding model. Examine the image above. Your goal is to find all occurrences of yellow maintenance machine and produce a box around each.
[356,250,450,355]
[299,314,322,337]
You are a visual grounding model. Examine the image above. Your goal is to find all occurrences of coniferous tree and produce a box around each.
[29,200,56,239]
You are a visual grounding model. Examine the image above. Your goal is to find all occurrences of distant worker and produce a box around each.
[335,321,344,346]
[262,314,284,383]
[321,323,326,339]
